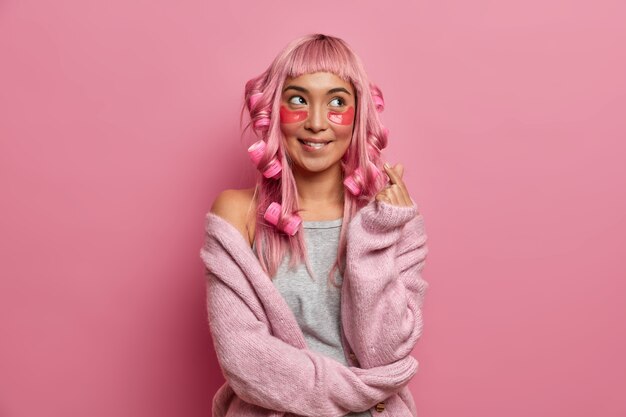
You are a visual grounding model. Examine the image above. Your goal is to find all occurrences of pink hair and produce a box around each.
[239,33,390,287]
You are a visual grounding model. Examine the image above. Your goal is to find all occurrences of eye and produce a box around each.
[330,97,346,107]
[288,95,306,105]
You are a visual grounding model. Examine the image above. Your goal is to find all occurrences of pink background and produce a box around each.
[1,0,625,416]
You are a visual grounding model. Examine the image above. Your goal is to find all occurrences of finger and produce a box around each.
[385,162,408,188]
[376,185,401,206]
[378,186,393,201]
[387,164,413,205]
[383,162,401,185]
[383,163,414,206]
[385,163,409,194]
[392,175,411,205]
[389,184,410,206]
[393,163,413,202]
[395,163,404,179]
[375,193,391,204]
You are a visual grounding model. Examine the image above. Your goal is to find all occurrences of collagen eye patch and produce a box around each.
[280,105,354,125]
[328,106,354,125]
[280,105,308,123]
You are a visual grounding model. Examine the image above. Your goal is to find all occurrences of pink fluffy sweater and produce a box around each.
[199,199,429,417]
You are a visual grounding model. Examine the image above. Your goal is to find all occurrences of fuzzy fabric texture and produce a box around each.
[200,199,429,417]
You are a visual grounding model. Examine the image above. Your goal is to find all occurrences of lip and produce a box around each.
[299,137,332,144]
[298,138,332,152]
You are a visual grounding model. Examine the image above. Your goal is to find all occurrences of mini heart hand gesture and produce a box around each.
[375,162,416,208]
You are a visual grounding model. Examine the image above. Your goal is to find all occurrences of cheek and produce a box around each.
[334,125,354,141]
[328,106,355,125]
[280,105,308,124]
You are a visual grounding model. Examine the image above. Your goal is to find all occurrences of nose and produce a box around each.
[304,103,328,133]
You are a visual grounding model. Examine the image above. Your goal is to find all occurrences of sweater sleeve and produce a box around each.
[342,199,429,369]
[206,270,418,417]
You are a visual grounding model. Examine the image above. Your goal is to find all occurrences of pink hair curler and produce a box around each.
[247,140,282,179]
[264,202,302,236]
[247,140,266,165]
[373,95,385,112]
[343,162,383,196]
[343,167,365,196]
[248,92,263,109]
[253,116,270,130]
[262,158,282,179]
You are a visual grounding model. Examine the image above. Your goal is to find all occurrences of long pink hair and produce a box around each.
[240,33,390,287]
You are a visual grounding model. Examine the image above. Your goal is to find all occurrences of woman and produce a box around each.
[201,33,429,417]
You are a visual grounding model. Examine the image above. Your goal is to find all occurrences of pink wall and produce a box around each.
[1,0,624,416]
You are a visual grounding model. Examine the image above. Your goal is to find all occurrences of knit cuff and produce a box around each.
[359,198,419,232]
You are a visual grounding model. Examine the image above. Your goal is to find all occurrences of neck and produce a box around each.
[292,163,344,208]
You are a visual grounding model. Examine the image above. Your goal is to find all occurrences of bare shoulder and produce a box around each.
[210,187,257,246]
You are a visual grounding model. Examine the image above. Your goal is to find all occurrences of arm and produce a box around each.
[205,269,418,417]
[341,199,429,369]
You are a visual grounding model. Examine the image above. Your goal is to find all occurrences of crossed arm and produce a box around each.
[205,269,418,417]
[341,200,429,369]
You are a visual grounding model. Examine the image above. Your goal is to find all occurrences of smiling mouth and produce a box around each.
[298,138,332,148]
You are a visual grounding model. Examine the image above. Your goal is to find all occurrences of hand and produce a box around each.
[375,162,415,207]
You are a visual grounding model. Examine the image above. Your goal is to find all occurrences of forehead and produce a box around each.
[284,72,353,94]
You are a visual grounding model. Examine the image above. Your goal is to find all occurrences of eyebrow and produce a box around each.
[282,85,352,96]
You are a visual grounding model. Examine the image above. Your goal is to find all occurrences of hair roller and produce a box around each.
[366,140,381,160]
[248,92,263,110]
[247,90,271,134]
[247,140,282,179]
[261,157,282,179]
[378,126,390,146]
[253,112,271,132]
[264,202,302,236]
[370,83,385,113]
[373,95,385,112]
[343,161,382,196]
[343,167,365,196]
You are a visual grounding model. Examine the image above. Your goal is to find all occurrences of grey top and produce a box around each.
[253,218,372,417]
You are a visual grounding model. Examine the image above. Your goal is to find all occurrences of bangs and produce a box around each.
[285,37,356,83]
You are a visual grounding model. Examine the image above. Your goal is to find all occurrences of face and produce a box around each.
[279,71,356,176]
